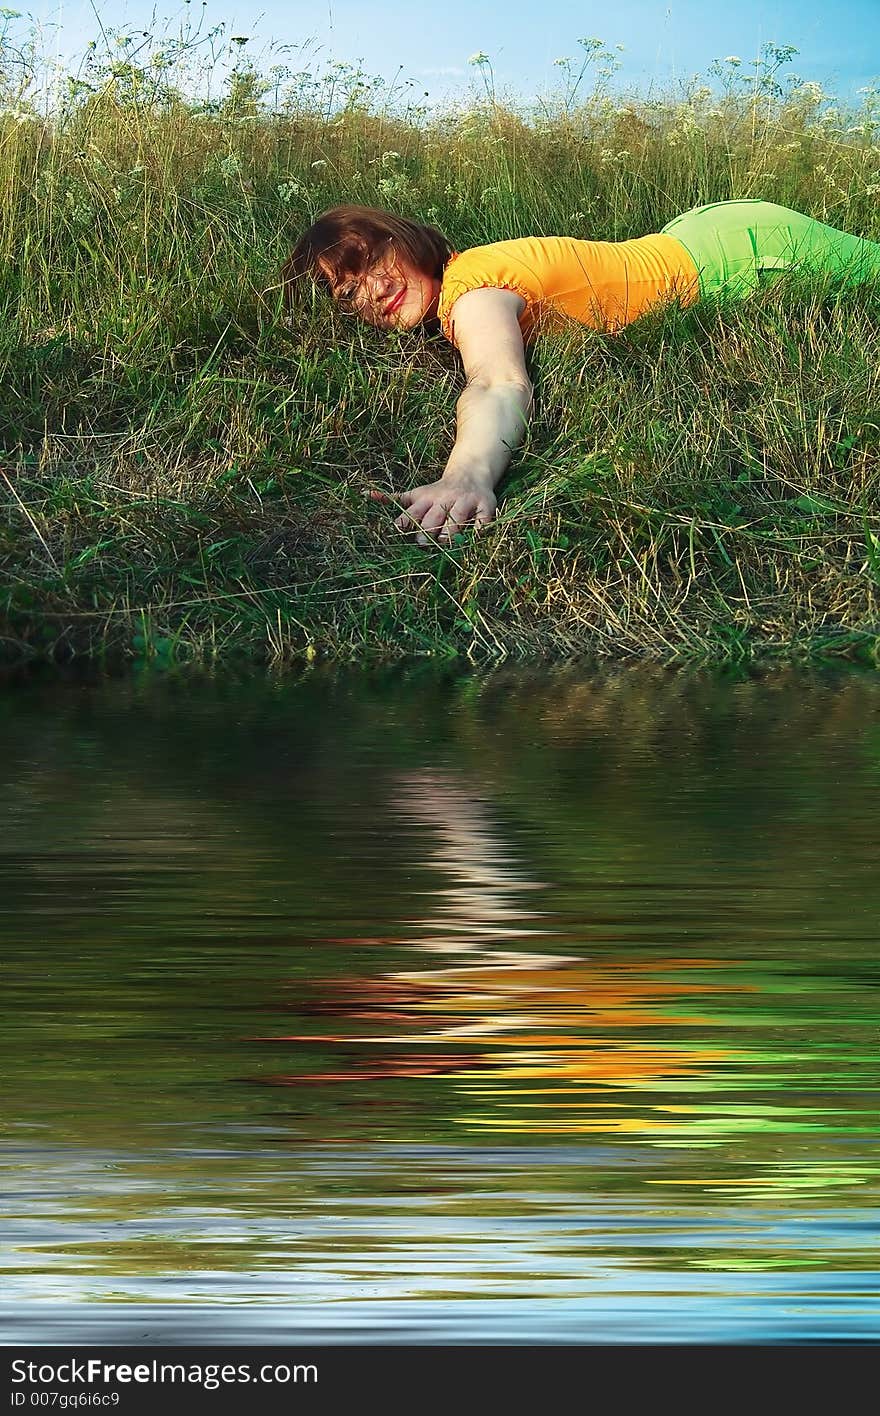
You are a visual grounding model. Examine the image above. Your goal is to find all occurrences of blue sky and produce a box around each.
[19,0,880,106]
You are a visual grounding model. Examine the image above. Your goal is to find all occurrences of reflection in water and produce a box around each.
[391,770,553,961]
[2,663,880,1341]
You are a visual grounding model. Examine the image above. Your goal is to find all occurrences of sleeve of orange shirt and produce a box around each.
[438,243,542,344]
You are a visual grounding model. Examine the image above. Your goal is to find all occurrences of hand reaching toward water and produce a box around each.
[369,476,497,546]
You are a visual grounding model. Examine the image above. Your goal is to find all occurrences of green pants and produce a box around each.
[661,199,880,301]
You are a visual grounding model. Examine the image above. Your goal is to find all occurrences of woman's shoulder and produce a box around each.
[438,245,528,342]
[437,236,585,342]
[440,235,563,296]
[441,235,591,289]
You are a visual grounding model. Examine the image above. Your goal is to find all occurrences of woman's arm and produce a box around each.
[390,287,533,544]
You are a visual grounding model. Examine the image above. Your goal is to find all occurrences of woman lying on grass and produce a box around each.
[283,199,880,545]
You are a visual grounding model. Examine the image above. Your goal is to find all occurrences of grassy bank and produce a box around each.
[1,20,879,666]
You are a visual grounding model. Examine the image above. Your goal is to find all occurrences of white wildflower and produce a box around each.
[277,180,303,204]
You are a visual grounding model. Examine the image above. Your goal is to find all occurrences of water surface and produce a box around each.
[2,662,879,1342]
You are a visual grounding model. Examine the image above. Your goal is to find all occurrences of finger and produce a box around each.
[394,496,432,533]
[420,502,455,536]
[473,501,497,535]
[370,487,419,506]
[437,500,473,543]
[416,506,454,548]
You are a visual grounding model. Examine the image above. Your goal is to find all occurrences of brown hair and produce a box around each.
[280,204,453,308]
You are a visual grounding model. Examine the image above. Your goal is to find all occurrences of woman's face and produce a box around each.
[319,247,440,329]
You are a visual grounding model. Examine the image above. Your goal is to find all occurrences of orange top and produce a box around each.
[437,233,701,344]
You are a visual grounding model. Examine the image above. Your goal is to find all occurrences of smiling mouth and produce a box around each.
[385,287,406,315]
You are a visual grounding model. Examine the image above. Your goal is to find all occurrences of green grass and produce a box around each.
[1,19,880,666]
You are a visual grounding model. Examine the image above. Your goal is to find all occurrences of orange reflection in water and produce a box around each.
[260,955,748,1132]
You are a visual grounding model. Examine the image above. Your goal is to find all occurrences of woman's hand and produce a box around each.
[372,475,497,545]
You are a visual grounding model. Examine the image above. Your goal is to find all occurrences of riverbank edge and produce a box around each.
[4,469,880,671]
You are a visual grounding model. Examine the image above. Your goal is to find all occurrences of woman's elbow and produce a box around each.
[473,371,533,408]
[508,376,534,421]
